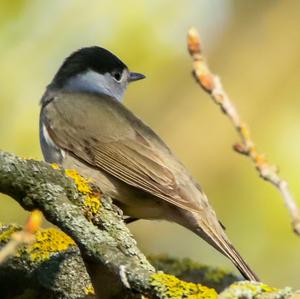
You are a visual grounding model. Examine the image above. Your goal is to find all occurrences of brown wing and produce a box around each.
[43,92,203,213]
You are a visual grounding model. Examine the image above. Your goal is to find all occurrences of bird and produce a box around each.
[39,46,259,281]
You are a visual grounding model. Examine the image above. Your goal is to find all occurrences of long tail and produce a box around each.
[219,238,259,281]
[193,218,259,281]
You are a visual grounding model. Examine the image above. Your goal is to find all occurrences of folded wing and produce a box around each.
[43,92,203,213]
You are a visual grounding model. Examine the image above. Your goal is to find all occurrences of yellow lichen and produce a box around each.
[0,225,20,243]
[84,284,95,295]
[84,194,101,216]
[149,255,234,285]
[26,228,75,262]
[150,272,218,299]
[65,169,101,217]
[51,166,102,217]
[51,163,60,169]
[230,281,277,293]
[65,169,93,194]
[261,284,277,293]
[220,281,278,299]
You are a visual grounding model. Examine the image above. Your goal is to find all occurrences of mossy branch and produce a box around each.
[0,151,297,299]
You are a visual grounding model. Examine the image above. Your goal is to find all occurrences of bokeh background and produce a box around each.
[1,0,300,288]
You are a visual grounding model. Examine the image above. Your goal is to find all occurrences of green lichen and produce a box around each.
[26,228,75,262]
[203,268,231,284]
[219,281,278,299]
[65,169,101,218]
[150,272,218,299]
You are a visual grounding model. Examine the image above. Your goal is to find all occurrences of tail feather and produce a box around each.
[194,221,259,281]
[223,241,259,281]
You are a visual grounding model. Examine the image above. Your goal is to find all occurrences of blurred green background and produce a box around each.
[1,0,300,288]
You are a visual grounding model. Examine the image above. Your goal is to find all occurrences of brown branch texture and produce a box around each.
[187,27,300,235]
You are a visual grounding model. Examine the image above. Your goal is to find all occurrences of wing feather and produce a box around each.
[43,92,202,213]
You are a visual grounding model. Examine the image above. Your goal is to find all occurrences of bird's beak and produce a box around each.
[128,72,145,82]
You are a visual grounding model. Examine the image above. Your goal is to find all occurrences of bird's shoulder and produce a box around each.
[43,91,171,152]
[42,91,204,213]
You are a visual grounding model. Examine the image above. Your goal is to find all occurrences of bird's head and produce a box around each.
[49,46,145,101]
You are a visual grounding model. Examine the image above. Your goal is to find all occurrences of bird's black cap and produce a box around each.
[51,46,127,88]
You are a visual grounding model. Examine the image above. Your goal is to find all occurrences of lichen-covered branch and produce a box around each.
[0,151,219,299]
[0,151,298,299]
[0,222,240,299]
[0,223,239,298]
[0,224,93,299]
[187,27,300,235]
[0,210,42,264]
[0,151,154,298]
[149,256,239,293]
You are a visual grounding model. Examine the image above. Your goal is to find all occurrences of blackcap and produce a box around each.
[39,46,258,281]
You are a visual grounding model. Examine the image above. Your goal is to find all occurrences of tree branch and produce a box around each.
[0,223,239,298]
[0,151,156,298]
[0,151,297,298]
[187,27,300,235]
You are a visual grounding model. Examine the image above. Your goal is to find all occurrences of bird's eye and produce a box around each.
[112,71,122,82]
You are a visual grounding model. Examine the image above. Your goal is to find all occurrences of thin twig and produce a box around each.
[187,27,300,235]
[0,210,42,263]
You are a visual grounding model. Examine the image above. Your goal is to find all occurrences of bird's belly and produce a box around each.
[62,153,169,220]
